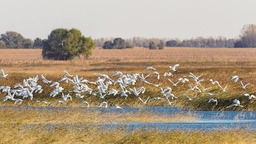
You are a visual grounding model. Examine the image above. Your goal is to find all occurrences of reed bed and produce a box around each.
[0,108,197,124]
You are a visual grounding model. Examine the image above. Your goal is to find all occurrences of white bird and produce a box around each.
[75,93,84,99]
[168,79,181,87]
[64,70,73,77]
[188,72,203,81]
[108,89,119,96]
[244,94,256,100]
[138,96,150,105]
[120,90,131,99]
[208,98,218,105]
[164,72,173,77]
[183,93,198,101]
[112,71,123,77]
[37,100,50,104]
[50,82,60,87]
[240,81,250,89]
[14,99,23,105]
[226,99,243,108]
[133,86,145,95]
[166,99,176,106]
[178,78,189,84]
[115,105,122,109]
[99,101,108,108]
[145,71,160,80]
[160,87,172,94]
[62,93,72,102]
[0,68,8,78]
[231,75,241,83]
[41,75,52,84]
[209,79,228,92]
[151,97,162,100]
[169,64,179,72]
[144,66,156,71]
[59,76,71,83]
[3,91,15,102]
[54,100,65,104]
[80,101,90,107]
[188,84,201,92]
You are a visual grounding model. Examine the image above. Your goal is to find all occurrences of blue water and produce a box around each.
[1,106,256,131]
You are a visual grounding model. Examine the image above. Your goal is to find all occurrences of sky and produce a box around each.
[1,0,256,40]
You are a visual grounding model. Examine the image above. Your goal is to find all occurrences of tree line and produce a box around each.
[1,24,256,50]
[95,24,256,49]
[0,31,43,49]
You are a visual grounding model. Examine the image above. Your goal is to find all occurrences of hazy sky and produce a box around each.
[1,0,256,39]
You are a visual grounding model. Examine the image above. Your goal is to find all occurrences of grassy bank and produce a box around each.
[0,108,197,124]
[0,124,255,144]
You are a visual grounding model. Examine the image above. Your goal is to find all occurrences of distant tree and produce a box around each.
[234,24,256,48]
[112,38,126,49]
[42,28,95,60]
[158,40,165,49]
[149,42,157,49]
[102,41,113,49]
[166,40,178,47]
[33,38,43,48]
[23,38,33,48]
[234,40,245,48]
[0,31,24,48]
[0,40,6,48]
[102,38,133,49]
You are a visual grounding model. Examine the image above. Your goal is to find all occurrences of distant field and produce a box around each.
[1,47,256,62]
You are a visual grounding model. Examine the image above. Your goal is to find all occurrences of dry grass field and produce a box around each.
[1,48,256,143]
[0,48,256,110]
[0,125,255,144]
[2,47,256,62]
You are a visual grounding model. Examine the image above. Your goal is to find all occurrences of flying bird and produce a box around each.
[169,64,179,72]
[240,81,250,89]
[208,98,218,105]
[0,68,8,78]
[144,66,156,71]
[226,99,243,108]
[231,75,241,83]
[244,94,256,100]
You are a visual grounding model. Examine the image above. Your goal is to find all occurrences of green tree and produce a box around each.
[0,40,6,48]
[0,31,24,48]
[149,42,157,49]
[102,41,113,49]
[23,38,33,48]
[33,38,43,48]
[166,40,178,47]
[42,28,95,60]
[102,38,133,49]
[112,38,126,49]
[158,40,165,49]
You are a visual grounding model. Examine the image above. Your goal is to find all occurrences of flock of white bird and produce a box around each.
[0,64,254,109]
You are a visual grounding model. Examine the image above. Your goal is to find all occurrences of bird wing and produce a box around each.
[64,70,73,77]
[173,64,179,68]
[1,68,4,75]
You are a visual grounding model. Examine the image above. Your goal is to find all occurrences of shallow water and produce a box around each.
[1,106,256,131]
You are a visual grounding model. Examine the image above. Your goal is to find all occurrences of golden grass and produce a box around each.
[0,108,197,124]
[0,124,255,144]
[0,48,256,110]
[2,47,256,62]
